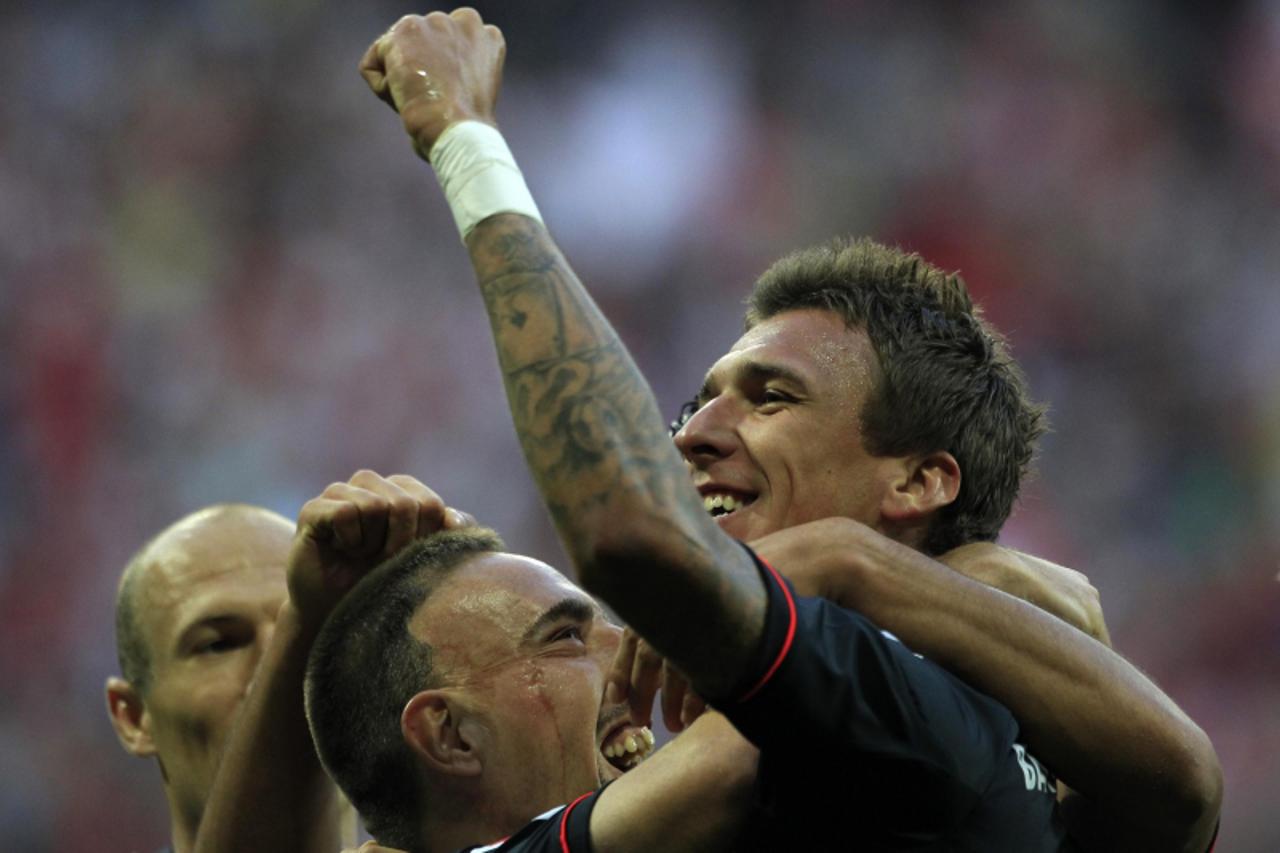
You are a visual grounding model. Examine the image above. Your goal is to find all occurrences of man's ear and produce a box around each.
[106,677,156,757]
[879,450,961,523]
[401,690,483,778]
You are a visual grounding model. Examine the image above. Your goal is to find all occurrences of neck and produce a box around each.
[162,774,203,853]
[421,814,511,853]
[167,812,196,853]
[878,516,930,554]
[420,783,534,853]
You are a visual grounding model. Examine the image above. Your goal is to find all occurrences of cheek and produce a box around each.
[787,467,855,522]
[496,664,602,787]
[151,669,253,760]
[518,661,601,722]
[514,662,602,747]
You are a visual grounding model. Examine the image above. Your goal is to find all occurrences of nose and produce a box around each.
[672,396,737,467]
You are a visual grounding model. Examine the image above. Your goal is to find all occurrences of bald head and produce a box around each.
[114,504,294,694]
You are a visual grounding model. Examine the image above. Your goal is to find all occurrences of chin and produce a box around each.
[597,757,624,784]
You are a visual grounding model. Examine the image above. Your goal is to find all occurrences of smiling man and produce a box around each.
[193,471,756,853]
[304,528,753,852]
[672,248,1035,555]
[355,8,1220,852]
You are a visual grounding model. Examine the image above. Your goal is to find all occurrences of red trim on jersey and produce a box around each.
[558,791,593,853]
[737,554,797,703]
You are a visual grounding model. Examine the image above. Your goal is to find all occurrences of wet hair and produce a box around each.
[305,527,505,849]
[746,237,1047,554]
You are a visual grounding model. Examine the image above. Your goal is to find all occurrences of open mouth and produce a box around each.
[600,724,656,772]
[701,490,757,519]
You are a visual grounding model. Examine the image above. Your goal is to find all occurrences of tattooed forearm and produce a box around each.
[463,214,764,694]
[470,216,694,533]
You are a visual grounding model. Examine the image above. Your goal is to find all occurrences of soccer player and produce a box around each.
[190,469,760,853]
[356,8,1220,851]
[105,504,349,853]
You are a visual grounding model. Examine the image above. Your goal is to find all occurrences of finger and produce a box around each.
[660,663,690,733]
[628,639,664,728]
[444,507,477,529]
[358,38,396,108]
[383,488,421,558]
[680,689,707,729]
[451,6,483,27]
[295,496,351,553]
[385,474,449,533]
[606,629,640,708]
[489,24,506,105]
[306,487,367,552]
[320,482,390,558]
[349,471,421,557]
[1094,617,1113,649]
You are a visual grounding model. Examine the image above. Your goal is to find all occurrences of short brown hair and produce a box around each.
[305,527,505,849]
[747,237,1046,554]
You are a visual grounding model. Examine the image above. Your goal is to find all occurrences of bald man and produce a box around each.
[105,505,347,853]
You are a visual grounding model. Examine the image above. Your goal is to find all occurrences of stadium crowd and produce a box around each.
[0,0,1276,849]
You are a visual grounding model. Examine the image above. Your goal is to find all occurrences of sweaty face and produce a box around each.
[414,554,644,821]
[134,511,292,828]
[675,308,899,541]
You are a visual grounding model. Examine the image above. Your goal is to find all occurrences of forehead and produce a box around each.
[413,553,595,671]
[708,308,876,400]
[136,513,292,649]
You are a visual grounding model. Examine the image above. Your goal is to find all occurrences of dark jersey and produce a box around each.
[455,546,1073,852]
[724,545,1071,851]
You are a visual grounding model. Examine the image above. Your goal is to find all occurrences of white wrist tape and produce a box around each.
[429,121,543,240]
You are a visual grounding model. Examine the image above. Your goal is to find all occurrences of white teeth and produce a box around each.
[603,726,656,769]
[703,493,746,516]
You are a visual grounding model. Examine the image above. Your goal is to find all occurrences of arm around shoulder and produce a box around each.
[589,712,759,853]
[751,517,1222,853]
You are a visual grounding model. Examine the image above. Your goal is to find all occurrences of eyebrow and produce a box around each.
[521,597,597,645]
[698,359,812,404]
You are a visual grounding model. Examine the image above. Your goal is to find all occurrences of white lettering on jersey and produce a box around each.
[879,629,924,660]
[1012,743,1055,794]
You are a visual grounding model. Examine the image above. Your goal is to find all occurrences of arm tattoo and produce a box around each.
[465,214,764,692]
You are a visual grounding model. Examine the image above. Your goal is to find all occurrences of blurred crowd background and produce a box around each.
[1,0,1277,849]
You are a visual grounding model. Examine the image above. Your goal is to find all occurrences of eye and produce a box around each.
[550,624,586,644]
[194,637,240,655]
[759,388,794,408]
[669,398,700,436]
[189,629,253,656]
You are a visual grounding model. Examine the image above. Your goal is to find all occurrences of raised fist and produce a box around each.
[359,8,506,159]
[287,469,473,631]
